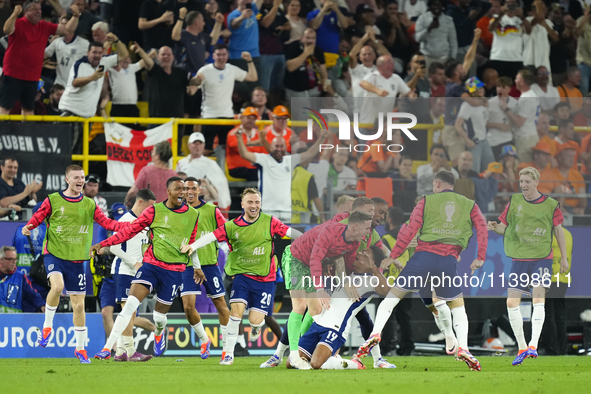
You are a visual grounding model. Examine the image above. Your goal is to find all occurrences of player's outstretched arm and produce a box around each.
[487,221,507,235]
[22,198,51,235]
[285,227,303,239]
[93,205,128,232]
[183,232,218,255]
[470,203,488,262]
[92,207,155,254]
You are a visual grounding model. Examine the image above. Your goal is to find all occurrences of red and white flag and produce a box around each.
[104,122,173,187]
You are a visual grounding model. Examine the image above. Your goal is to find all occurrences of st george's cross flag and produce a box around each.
[104,122,172,187]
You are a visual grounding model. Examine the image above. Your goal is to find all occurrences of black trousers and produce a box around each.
[541,282,568,355]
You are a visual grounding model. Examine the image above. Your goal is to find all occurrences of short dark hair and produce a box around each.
[434,170,456,186]
[2,156,18,165]
[517,69,536,86]
[212,43,228,53]
[348,210,373,224]
[166,176,184,188]
[430,143,446,155]
[186,10,202,26]
[88,41,104,51]
[50,84,65,94]
[429,61,444,75]
[185,176,201,185]
[444,59,460,79]
[387,206,405,227]
[136,188,156,202]
[554,101,571,111]
[368,245,385,268]
[352,196,374,211]
[371,197,388,206]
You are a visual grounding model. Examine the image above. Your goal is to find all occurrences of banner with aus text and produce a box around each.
[0,123,72,200]
[104,122,172,187]
[0,313,104,358]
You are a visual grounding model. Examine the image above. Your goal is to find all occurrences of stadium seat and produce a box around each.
[356,177,393,207]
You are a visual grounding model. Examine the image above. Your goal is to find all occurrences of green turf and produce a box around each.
[1,356,591,394]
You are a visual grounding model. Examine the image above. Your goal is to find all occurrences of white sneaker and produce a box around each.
[260,354,282,368]
[219,355,234,365]
[250,325,263,342]
[445,336,458,355]
[289,355,312,370]
[373,357,397,369]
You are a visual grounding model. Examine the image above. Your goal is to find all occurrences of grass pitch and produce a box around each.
[1,356,590,394]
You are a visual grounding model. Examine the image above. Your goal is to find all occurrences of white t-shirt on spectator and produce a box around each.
[59,54,119,118]
[307,159,330,197]
[403,0,428,21]
[351,63,377,98]
[490,15,523,62]
[175,155,232,209]
[530,83,561,111]
[254,153,293,222]
[515,89,541,139]
[487,95,518,147]
[457,101,489,140]
[44,36,90,87]
[198,63,247,118]
[331,165,357,191]
[360,70,411,124]
[523,16,552,71]
[108,62,142,105]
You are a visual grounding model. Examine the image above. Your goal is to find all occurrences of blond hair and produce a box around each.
[335,195,354,209]
[241,187,261,199]
[519,167,540,181]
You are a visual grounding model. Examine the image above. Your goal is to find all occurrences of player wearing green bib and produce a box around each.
[92,177,206,360]
[358,171,488,372]
[182,188,302,365]
[22,165,127,364]
[488,167,569,366]
[181,177,229,360]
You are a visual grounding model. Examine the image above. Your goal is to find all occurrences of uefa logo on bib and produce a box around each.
[440,201,460,228]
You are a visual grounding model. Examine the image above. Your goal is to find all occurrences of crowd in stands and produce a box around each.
[1,0,591,222]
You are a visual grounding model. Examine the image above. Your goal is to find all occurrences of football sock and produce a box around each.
[275,342,289,359]
[529,303,545,349]
[115,337,126,356]
[153,311,167,337]
[226,316,241,357]
[191,322,209,344]
[122,335,135,357]
[300,312,314,336]
[74,326,87,351]
[236,333,246,348]
[434,301,454,338]
[451,305,469,351]
[279,322,289,346]
[371,295,400,336]
[105,295,140,350]
[220,324,228,353]
[250,321,264,340]
[432,312,445,335]
[43,304,57,329]
[320,356,345,370]
[287,312,303,351]
[370,345,383,360]
[507,306,528,350]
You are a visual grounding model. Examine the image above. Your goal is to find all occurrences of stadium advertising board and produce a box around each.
[0,123,72,201]
[0,313,104,358]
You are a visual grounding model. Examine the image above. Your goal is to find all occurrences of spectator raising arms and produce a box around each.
[0,2,79,115]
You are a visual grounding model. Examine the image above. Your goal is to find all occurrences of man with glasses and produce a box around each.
[0,246,45,313]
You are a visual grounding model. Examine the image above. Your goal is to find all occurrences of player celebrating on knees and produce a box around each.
[92,177,205,360]
[22,165,128,364]
[182,177,230,359]
[356,171,488,371]
[292,246,390,370]
[487,167,569,366]
[283,210,373,369]
[109,188,157,362]
[181,188,302,366]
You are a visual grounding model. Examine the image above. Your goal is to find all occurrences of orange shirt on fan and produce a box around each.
[538,167,586,208]
[558,85,583,111]
[225,127,266,170]
[357,140,396,173]
[263,125,292,153]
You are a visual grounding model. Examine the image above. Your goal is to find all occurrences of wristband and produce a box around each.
[247,60,253,63]
[114,39,119,43]
[179,18,185,21]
